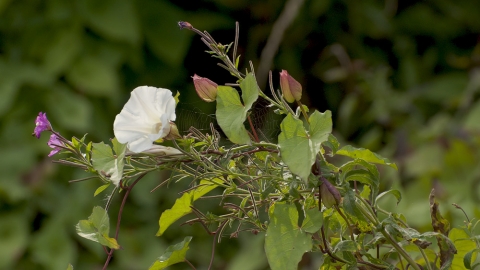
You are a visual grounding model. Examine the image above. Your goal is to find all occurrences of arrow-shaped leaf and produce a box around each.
[336,145,397,170]
[156,179,220,236]
[76,206,120,249]
[215,73,258,145]
[149,236,192,270]
[265,203,322,270]
[91,138,126,186]
[278,111,332,181]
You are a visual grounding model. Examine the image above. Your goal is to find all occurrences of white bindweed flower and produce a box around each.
[114,86,176,153]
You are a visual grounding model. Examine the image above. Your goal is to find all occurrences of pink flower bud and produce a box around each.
[192,74,218,102]
[279,70,302,103]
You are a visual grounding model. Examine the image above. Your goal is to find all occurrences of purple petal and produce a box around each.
[47,134,62,157]
[34,112,52,138]
[48,148,61,157]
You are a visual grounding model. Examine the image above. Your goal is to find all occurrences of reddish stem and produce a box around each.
[247,115,260,142]
[102,173,147,270]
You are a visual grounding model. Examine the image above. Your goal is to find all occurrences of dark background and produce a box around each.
[1,0,480,269]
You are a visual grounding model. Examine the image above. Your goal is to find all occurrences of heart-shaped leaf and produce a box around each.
[215,73,258,145]
[76,206,119,249]
[278,110,332,181]
[149,236,192,270]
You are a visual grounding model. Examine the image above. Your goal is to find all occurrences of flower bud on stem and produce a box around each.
[279,70,302,103]
[192,74,218,102]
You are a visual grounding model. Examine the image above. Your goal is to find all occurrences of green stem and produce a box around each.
[379,229,421,270]
[252,142,278,148]
[355,199,421,270]
[257,90,283,110]
[297,100,309,123]
[418,247,433,270]
[334,205,356,242]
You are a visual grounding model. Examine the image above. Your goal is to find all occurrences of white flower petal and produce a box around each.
[114,86,176,153]
[127,145,183,156]
[127,136,154,153]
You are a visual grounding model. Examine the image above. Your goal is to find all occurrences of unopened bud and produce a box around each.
[164,122,181,140]
[279,70,302,103]
[178,21,193,30]
[192,74,217,102]
[320,178,342,208]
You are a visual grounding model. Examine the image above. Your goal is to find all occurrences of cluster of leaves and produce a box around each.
[0,1,233,269]
[49,22,480,270]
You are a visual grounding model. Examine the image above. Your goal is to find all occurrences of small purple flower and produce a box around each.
[47,134,63,157]
[33,112,52,138]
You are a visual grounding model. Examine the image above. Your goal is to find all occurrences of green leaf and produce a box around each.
[215,73,258,145]
[464,249,479,269]
[375,189,402,206]
[94,183,111,197]
[343,189,372,233]
[360,185,371,200]
[76,206,120,249]
[91,138,126,186]
[278,110,332,181]
[156,179,220,236]
[149,236,192,270]
[343,169,378,191]
[339,159,380,200]
[383,218,431,248]
[71,137,80,150]
[265,203,318,270]
[333,240,357,253]
[66,264,74,270]
[302,208,323,234]
[86,141,93,162]
[323,134,340,155]
[450,228,475,269]
[336,145,398,169]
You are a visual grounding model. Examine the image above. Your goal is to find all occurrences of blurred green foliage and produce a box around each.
[1,0,480,269]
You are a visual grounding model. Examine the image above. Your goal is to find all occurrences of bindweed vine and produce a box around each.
[34,22,480,270]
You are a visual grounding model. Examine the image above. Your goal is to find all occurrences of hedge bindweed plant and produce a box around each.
[33,22,480,270]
